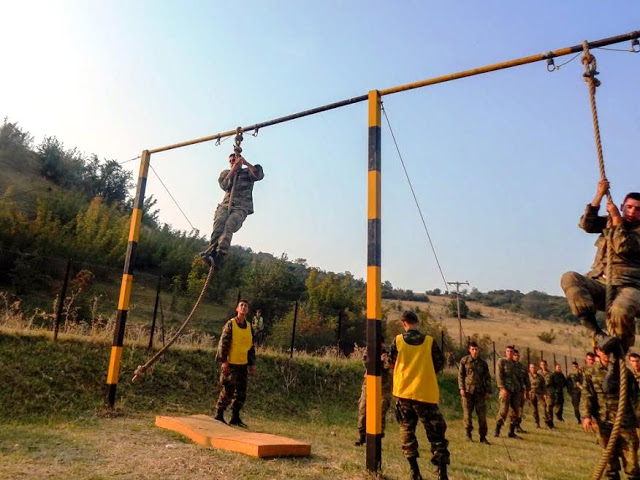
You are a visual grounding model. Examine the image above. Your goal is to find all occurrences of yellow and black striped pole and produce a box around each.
[106,150,150,407]
[366,90,383,471]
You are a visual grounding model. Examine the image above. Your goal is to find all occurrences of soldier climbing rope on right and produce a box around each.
[200,128,264,269]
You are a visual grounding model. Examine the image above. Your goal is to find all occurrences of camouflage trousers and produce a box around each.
[357,380,392,436]
[462,393,488,438]
[208,205,248,255]
[571,392,581,422]
[396,399,450,466]
[544,394,555,423]
[597,423,640,480]
[529,393,548,425]
[561,272,640,349]
[496,390,520,427]
[215,364,248,414]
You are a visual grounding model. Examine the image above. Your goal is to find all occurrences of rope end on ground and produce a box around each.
[131,366,145,383]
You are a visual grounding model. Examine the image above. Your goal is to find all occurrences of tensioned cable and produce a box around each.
[118,155,140,165]
[148,164,196,231]
[381,103,449,294]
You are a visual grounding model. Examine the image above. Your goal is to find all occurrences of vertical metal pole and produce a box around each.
[492,341,496,376]
[53,257,72,342]
[106,150,150,407]
[366,90,382,472]
[456,290,462,348]
[337,310,343,343]
[441,330,445,352]
[553,353,557,367]
[289,301,299,359]
[565,355,568,373]
[148,275,162,351]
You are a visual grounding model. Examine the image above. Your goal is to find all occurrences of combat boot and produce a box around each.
[354,434,366,446]
[213,251,226,270]
[408,457,423,480]
[479,436,491,445]
[546,419,554,429]
[229,412,248,428]
[465,431,472,442]
[507,424,521,439]
[436,463,449,480]
[535,421,541,429]
[213,409,227,424]
[199,249,217,268]
[493,421,503,438]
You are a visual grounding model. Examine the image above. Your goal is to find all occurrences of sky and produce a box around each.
[1,1,639,296]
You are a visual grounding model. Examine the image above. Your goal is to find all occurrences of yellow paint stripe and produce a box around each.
[368,90,380,127]
[118,274,134,310]
[368,171,380,220]
[128,208,142,242]
[366,266,381,319]
[107,346,123,384]
[366,374,382,434]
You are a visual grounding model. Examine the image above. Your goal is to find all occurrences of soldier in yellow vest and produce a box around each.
[213,299,256,427]
[390,311,449,480]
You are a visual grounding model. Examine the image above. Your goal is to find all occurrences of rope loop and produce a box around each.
[582,41,601,87]
[632,39,640,53]
[544,52,556,72]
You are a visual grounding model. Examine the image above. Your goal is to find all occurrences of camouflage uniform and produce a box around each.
[580,362,640,480]
[494,357,521,436]
[390,330,450,468]
[214,318,256,415]
[513,361,530,430]
[539,369,555,427]
[567,370,584,423]
[528,370,547,427]
[551,371,567,421]
[357,348,393,440]
[207,163,264,256]
[561,204,640,350]
[458,354,492,439]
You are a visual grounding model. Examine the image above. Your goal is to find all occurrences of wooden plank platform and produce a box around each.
[155,414,311,458]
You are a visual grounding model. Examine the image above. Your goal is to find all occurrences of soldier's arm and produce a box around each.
[241,159,264,181]
[247,324,256,366]
[496,359,505,389]
[431,341,445,374]
[457,358,466,390]
[389,337,398,367]
[579,374,595,420]
[524,370,531,390]
[219,169,233,191]
[579,204,607,234]
[215,321,233,363]
[484,360,493,394]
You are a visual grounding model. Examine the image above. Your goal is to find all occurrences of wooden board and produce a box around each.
[155,414,311,458]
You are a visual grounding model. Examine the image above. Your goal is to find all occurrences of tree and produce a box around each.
[446,296,469,319]
[36,136,65,182]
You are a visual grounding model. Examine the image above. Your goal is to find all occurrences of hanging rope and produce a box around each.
[132,265,215,383]
[227,127,244,212]
[581,40,628,480]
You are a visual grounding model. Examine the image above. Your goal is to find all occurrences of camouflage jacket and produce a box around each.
[635,370,640,390]
[566,371,583,395]
[215,318,256,366]
[580,204,640,287]
[458,355,492,395]
[514,361,530,392]
[539,370,554,395]
[529,371,545,395]
[218,164,265,214]
[496,358,520,393]
[389,329,445,374]
[580,363,640,429]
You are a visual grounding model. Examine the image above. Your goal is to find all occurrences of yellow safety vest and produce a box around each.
[393,333,439,404]
[228,318,253,365]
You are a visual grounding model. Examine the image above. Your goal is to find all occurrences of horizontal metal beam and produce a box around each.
[147,30,639,155]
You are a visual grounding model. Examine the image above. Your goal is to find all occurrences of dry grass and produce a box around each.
[0,412,598,480]
[386,296,640,361]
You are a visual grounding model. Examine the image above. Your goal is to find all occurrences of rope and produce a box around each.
[381,104,449,294]
[227,127,244,213]
[581,40,626,480]
[131,264,215,382]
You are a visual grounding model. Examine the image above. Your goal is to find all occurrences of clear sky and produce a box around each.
[2,1,639,295]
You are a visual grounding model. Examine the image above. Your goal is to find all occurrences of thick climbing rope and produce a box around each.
[582,39,628,480]
[131,129,246,383]
[131,265,215,382]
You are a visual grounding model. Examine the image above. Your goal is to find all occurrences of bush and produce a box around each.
[537,329,556,344]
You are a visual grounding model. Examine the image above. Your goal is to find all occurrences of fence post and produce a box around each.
[290,301,299,359]
[148,275,162,351]
[565,355,568,373]
[540,350,544,361]
[553,353,557,366]
[159,300,166,346]
[53,257,72,342]
[337,310,342,343]
[492,341,496,376]
[527,347,530,366]
[467,336,470,347]
[441,331,445,352]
